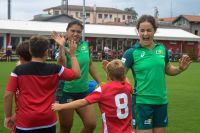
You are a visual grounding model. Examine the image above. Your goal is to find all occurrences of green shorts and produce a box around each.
[56,81,89,104]
[132,96,168,130]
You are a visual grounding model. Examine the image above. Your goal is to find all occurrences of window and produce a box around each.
[127,16,131,19]
[114,18,120,22]
[86,13,90,18]
[96,39,103,51]
[170,41,177,45]
[105,39,111,46]
[80,12,83,18]
[195,30,198,35]
[123,15,125,20]
[22,37,30,41]
[98,14,102,19]
[54,10,59,15]
[0,36,4,49]
[188,42,195,45]
[76,12,79,17]
[11,37,20,50]
[110,14,112,19]
[104,14,108,19]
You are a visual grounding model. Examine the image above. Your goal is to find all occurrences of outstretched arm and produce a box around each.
[4,91,15,129]
[165,55,192,76]
[52,99,89,111]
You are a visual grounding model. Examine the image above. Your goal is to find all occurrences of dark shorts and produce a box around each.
[6,50,12,56]
[55,80,89,103]
[132,96,168,130]
[16,125,56,133]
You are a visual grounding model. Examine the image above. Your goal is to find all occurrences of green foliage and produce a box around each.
[124,7,138,20]
[0,61,200,133]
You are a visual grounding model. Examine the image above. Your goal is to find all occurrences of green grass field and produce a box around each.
[0,61,200,133]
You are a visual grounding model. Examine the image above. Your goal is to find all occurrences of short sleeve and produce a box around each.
[59,66,76,81]
[6,72,18,92]
[85,86,102,104]
[121,48,134,69]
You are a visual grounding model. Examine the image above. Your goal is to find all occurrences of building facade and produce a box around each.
[0,20,199,60]
[43,5,133,24]
[172,15,200,37]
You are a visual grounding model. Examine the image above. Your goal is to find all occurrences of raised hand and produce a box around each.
[68,40,78,56]
[178,55,192,71]
[51,31,66,46]
[102,60,109,71]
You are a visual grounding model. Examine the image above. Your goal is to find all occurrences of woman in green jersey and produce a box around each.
[52,20,101,133]
[122,15,192,133]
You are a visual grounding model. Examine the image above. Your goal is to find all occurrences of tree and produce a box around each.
[124,7,138,20]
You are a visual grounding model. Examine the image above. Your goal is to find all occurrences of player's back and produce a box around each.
[9,62,62,128]
[99,81,133,133]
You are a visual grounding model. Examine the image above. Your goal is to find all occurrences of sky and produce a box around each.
[0,0,200,20]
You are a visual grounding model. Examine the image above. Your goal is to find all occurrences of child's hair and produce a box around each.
[136,15,158,32]
[106,59,125,81]
[16,40,32,61]
[29,35,49,58]
[66,20,84,31]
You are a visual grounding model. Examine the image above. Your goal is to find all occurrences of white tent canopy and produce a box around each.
[0,20,200,41]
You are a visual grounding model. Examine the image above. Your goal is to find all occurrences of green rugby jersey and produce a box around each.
[64,41,90,93]
[122,41,169,104]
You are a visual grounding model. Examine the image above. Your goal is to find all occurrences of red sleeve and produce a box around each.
[85,86,102,104]
[59,66,76,81]
[6,72,18,92]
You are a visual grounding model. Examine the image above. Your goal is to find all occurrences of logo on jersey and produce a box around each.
[140,51,145,58]
[132,119,136,126]
[156,50,163,55]
[144,119,152,125]
[164,117,168,123]
[121,58,126,63]
[81,46,87,51]
[66,99,73,103]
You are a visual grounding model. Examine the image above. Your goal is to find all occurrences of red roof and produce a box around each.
[159,17,176,22]
[181,15,200,22]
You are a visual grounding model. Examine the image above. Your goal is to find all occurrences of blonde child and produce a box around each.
[52,59,133,133]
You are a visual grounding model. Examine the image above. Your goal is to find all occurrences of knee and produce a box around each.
[60,123,73,132]
[84,121,96,130]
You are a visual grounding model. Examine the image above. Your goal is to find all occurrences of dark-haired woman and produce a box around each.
[122,15,192,133]
[52,20,101,133]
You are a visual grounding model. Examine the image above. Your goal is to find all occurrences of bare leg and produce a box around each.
[58,109,74,133]
[77,104,96,133]
[136,129,153,133]
[153,127,165,133]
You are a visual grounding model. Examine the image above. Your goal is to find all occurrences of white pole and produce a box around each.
[82,0,86,41]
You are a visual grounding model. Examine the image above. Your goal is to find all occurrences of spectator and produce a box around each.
[168,48,173,61]
[103,45,110,60]
[175,48,180,61]
[6,45,12,61]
